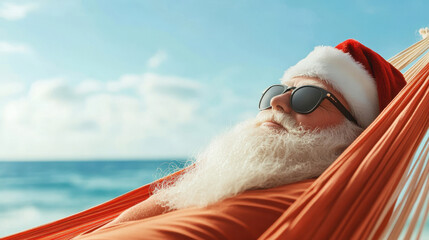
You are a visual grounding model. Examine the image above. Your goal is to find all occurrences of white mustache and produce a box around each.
[255,110,304,133]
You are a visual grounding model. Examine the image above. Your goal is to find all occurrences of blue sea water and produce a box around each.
[0,160,185,237]
[1,160,428,239]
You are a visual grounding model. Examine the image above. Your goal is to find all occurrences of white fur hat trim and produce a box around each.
[281,46,379,127]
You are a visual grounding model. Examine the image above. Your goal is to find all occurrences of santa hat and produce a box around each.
[281,39,406,127]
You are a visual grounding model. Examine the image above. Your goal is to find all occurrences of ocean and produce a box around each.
[0,160,186,237]
[1,160,428,239]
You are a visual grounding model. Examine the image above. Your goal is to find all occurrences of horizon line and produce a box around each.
[0,158,190,163]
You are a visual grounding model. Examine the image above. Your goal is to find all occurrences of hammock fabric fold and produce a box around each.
[3,34,429,240]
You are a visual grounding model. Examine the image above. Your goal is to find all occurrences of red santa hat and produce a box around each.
[281,39,406,127]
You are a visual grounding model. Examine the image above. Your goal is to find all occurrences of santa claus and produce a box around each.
[75,39,406,239]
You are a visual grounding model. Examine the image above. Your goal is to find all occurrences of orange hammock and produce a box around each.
[4,30,429,240]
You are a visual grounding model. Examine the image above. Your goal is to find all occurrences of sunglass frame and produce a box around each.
[259,84,358,125]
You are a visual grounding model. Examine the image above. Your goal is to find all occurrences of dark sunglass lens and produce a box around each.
[259,85,285,109]
[291,86,323,113]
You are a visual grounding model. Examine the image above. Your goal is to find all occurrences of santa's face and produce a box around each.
[265,77,355,130]
[155,96,363,210]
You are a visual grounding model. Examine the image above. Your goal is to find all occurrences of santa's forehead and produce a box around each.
[283,77,328,89]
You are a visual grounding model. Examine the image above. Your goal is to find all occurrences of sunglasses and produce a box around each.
[259,84,358,125]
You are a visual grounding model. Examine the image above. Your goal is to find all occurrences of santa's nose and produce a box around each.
[270,92,293,113]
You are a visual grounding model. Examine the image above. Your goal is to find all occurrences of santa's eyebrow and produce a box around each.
[294,80,326,89]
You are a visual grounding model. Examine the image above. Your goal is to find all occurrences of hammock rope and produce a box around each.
[404,50,429,81]
[3,29,429,240]
[375,66,429,240]
[389,27,429,73]
[391,139,429,239]
[385,27,429,239]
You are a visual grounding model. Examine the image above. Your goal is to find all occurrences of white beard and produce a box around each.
[155,111,363,210]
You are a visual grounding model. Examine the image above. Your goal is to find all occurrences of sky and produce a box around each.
[0,0,427,160]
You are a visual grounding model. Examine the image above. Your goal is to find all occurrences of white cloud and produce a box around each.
[28,78,77,101]
[138,73,202,123]
[0,42,31,54]
[106,74,141,92]
[0,2,38,21]
[147,50,167,68]
[75,79,103,94]
[0,82,25,97]
[0,73,218,160]
[139,73,201,100]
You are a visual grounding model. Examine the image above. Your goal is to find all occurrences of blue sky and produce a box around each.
[0,0,427,160]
